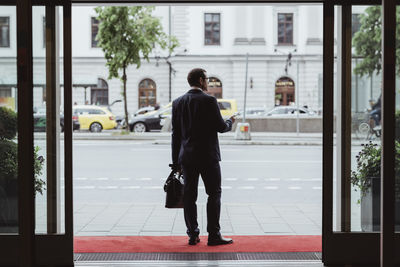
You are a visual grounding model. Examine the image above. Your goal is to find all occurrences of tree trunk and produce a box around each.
[122,67,129,132]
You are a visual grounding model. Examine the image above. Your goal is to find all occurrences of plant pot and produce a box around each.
[361,176,400,232]
[0,179,18,232]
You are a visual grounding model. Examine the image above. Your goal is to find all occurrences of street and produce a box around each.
[71,141,322,204]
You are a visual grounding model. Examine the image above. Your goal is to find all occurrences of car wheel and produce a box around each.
[132,122,146,133]
[90,122,102,132]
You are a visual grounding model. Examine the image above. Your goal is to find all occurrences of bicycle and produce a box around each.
[353,110,381,141]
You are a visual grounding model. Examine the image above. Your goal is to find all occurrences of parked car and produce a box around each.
[128,99,238,133]
[237,107,269,118]
[73,105,117,132]
[265,106,316,117]
[134,106,156,116]
[128,104,171,133]
[33,113,80,132]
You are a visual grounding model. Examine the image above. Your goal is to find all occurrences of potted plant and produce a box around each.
[0,107,45,231]
[351,141,400,231]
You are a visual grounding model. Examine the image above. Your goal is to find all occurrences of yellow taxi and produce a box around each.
[73,105,117,132]
[217,99,237,118]
[158,99,237,118]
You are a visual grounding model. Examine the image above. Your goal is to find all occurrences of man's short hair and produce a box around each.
[187,68,206,87]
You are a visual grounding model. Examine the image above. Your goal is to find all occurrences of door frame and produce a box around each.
[0,1,74,266]
[1,0,399,266]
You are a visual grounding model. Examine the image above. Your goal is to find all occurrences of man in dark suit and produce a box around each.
[171,68,235,246]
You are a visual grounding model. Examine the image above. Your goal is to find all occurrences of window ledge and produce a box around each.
[234,37,266,46]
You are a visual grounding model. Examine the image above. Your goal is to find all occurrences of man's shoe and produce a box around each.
[207,234,233,246]
[188,236,200,245]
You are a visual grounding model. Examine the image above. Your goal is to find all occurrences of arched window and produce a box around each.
[206,77,222,99]
[275,77,295,106]
[91,78,109,106]
[138,79,157,108]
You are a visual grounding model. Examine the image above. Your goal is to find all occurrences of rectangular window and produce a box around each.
[204,13,220,46]
[91,89,108,106]
[43,16,46,48]
[277,13,293,45]
[0,17,10,47]
[352,13,361,37]
[0,87,11,97]
[91,17,99,48]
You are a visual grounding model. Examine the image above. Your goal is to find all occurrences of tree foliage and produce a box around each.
[94,6,179,130]
[353,6,400,77]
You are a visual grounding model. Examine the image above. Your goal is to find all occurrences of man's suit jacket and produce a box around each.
[172,89,232,166]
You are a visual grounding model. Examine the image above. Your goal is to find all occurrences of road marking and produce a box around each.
[137,178,152,181]
[118,178,131,180]
[121,186,141,189]
[288,186,302,190]
[289,178,321,181]
[75,186,95,189]
[95,177,109,181]
[130,148,170,152]
[75,177,88,180]
[246,178,259,181]
[264,178,281,181]
[224,160,321,163]
[199,186,205,190]
[225,178,237,181]
[143,186,161,189]
[98,186,118,189]
[238,186,255,190]
[222,186,232,189]
[312,186,322,190]
[264,186,279,190]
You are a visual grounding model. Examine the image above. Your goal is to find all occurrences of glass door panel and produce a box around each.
[396,5,400,233]
[350,5,382,233]
[0,5,17,234]
[324,3,400,266]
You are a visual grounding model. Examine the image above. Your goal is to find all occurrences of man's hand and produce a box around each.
[170,164,181,173]
[229,115,236,124]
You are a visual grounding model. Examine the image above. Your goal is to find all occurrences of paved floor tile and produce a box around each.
[261,223,294,233]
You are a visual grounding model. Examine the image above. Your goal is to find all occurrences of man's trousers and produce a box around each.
[181,162,222,237]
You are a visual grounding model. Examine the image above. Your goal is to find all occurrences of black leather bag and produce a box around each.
[164,166,184,208]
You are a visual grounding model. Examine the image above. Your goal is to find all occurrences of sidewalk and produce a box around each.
[34,131,326,145]
[36,202,322,236]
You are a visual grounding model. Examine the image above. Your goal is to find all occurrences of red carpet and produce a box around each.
[74,235,321,253]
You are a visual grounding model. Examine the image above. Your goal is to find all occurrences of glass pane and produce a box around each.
[33,6,47,234]
[212,14,220,22]
[0,6,17,233]
[350,5,382,232]
[333,6,339,231]
[396,5,400,233]
[34,6,65,234]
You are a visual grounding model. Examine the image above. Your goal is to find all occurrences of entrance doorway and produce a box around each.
[207,77,223,98]
[2,1,400,266]
[138,78,157,108]
[275,76,295,106]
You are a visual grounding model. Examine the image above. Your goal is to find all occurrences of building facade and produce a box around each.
[0,5,385,117]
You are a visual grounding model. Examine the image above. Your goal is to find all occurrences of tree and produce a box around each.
[352,6,400,77]
[95,6,178,131]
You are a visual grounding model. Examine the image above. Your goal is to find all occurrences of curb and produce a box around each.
[153,140,323,146]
